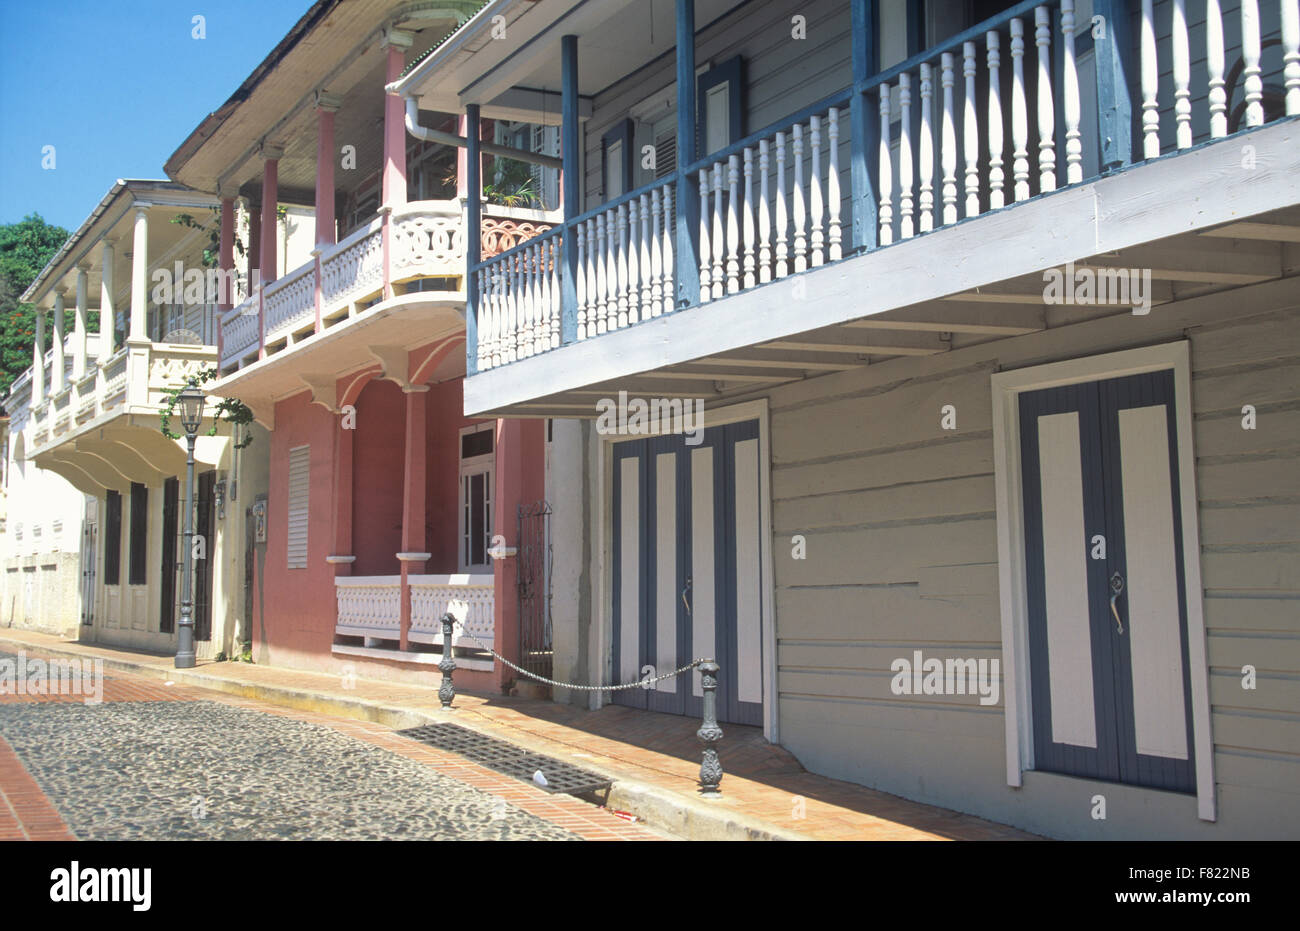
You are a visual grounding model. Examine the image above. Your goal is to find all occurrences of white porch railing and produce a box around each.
[334,573,495,652]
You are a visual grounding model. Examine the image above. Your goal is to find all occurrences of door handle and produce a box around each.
[682,577,692,616]
[1109,571,1125,634]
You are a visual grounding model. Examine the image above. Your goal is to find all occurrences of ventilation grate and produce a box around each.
[396,722,612,796]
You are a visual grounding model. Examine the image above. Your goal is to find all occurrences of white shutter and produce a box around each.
[286,445,310,569]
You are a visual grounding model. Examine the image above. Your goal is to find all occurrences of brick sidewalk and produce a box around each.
[0,629,1037,840]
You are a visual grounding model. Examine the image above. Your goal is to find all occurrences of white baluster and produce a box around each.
[1206,0,1227,137]
[899,73,915,238]
[650,188,662,316]
[712,162,726,298]
[827,109,842,261]
[1140,0,1160,157]
[941,52,958,225]
[1285,0,1300,115]
[595,212,608,334]
[606,208,619,331]
[507,254,519,364]
[1172,0,1192,148]
[616,203,629,329]
[698,169,712,302]
[626,197,639,325]
[963,41,980,216]
[987,32,1005,208]
[661,186,674,315]
[1035,7,1056,192]
[809,117,824,267]
[742,147,756,288]
[549,238,560,348]
[919,62,936,230]
[585,218,598,335]
[879,85,895,245]
[759,139,773,282]
[1061,1,1083,182]
[526,244,538,356]
[477,268,489,367]
[727,154,742,290]
[1010,19,1031,201]
[792,123,807,271]
[775,131,789,278]
[1242,0,1264,127]
[576,221,587,340]
[640,193,652,315]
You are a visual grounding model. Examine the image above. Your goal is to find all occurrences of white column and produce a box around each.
[100,239,116,356]
[31,304,45,405]
[73,264,89,380]
[129,205,149,343]
[51,287,66,393]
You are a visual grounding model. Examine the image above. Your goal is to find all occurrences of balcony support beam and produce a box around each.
[560,36,580,344]
[1093,0,1135,170]
[100,238,116,356]
[398,384,429,651]
[51,288,66,393]
[382,31,414,210]
[315,93,341,247]
[850,0,879,252]
[467,103,482,373]
[32,302,45,406]
[129,205,149,344]
[259,150,281,287]
[675,0,701,310]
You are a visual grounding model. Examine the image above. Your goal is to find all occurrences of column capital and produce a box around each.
[76,261,91,274]
[401,384,430,394]
[133,202,152,213]
[381,27,416,50]
[53,284,68,297]
[101,236,117,248]
[315,90,344,112]
[258,141,286,160]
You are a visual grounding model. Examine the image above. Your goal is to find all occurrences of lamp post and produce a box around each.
[175,385,206,669]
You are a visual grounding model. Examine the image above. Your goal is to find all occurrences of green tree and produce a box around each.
[0,214,71,401]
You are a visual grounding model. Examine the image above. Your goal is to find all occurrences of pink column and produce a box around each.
[398,384,429,651]
[492,418,546,690]
[260,152,280,284]
[382,33,411,209]
[218,197,234,361]
[456,114,469,198]
[315,94,340,247]
[332,421,355,576]
[247,205,262,287]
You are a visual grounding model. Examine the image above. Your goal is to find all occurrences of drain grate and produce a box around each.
[396,722,612,796]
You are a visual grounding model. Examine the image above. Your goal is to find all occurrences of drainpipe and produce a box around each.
[400,97,563,169]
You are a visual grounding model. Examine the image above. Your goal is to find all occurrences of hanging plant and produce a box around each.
[159,365,255,449]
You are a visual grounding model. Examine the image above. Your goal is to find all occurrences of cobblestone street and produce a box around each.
[0,651,666,841]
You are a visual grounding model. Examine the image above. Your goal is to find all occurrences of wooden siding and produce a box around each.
[766,299,1300,839]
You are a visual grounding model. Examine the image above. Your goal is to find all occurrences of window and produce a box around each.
[602,120,634,201]
[287,445,310,569]
[697,56,744,158]
[103,492,121,585]
[128,482,148,586]
[459,425,495,571]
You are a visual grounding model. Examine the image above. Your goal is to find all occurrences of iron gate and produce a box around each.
[517,500,552,684]
[80,522,97,626]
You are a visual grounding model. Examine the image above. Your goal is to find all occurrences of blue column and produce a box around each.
[674,0,700,310]
[1092,0,1133,170]
[560,35,580,344]
[850,0,878,253]
[466,103,481,374]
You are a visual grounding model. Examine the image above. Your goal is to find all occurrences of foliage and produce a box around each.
[484,156,540,208]
[0,214,71,399]
[171,208,246,270]
[159,365,255,449]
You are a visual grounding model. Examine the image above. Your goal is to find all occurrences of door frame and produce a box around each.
[991,341,1215,821]
[595,398,778,741]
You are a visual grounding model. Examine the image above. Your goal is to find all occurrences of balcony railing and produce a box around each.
[220,199,555,371]
[469,0,1300,373]
[334,573,494,652]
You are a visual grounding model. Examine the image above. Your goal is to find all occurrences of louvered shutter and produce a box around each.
[286,445,310,569]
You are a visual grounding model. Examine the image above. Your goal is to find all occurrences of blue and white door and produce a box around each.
[1019,370,1196,793]
[611,420,764,726]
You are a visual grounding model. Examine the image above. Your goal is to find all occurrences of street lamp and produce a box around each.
[175,385,205,669]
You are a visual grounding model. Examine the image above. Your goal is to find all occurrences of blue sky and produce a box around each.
[0,1,311,232]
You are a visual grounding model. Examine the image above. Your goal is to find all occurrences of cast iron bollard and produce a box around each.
[697,660,723,795]
[438,613,456,708]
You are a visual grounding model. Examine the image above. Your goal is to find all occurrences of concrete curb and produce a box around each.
[0,635,799,841]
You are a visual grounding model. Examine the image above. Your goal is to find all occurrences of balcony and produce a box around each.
[333,573,496,671]
[459,0,1300,415]
[219,200,557,373]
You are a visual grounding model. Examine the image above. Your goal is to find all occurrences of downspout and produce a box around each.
[400,96,563,169]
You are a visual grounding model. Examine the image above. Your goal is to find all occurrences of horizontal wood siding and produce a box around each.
[767,302,1300,838]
